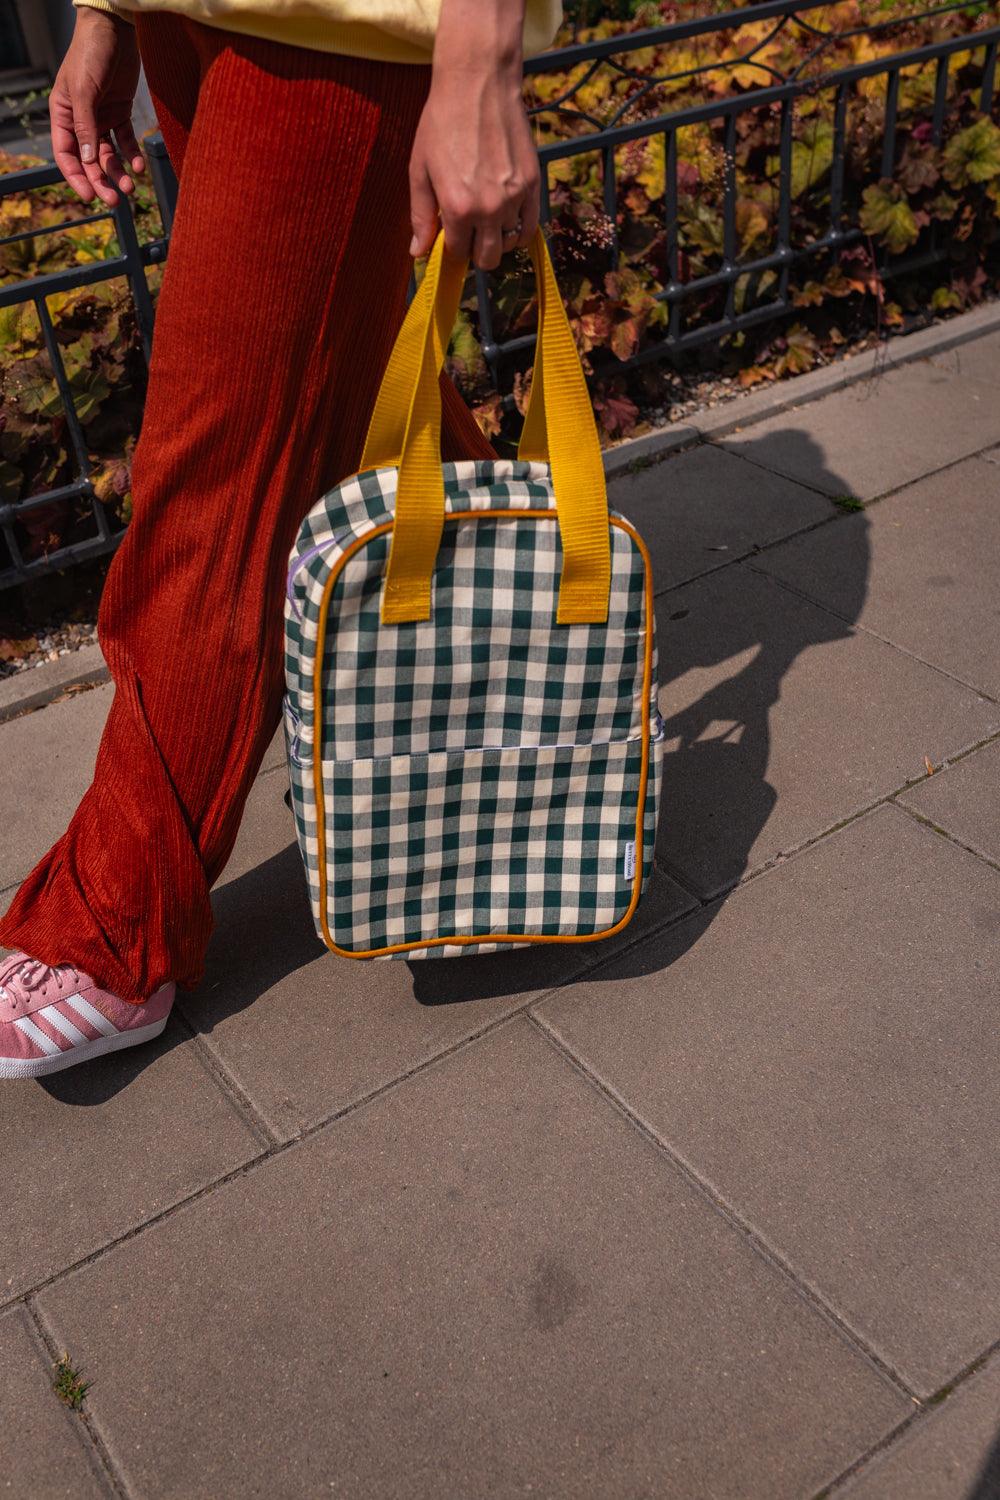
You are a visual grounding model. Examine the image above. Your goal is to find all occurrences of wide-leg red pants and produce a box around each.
[0,17,495,1002]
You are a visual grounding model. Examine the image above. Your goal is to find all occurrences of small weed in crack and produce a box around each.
[53,1352,91,1411]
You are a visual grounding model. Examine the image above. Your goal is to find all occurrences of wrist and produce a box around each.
[74,2,134,29]
[433,0,526,82]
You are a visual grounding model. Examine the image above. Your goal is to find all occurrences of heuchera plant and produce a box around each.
[0,152,161,567]
[456,0,1000,445]
[2,0,1000,573]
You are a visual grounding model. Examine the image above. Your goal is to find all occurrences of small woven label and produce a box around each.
[623,840,636,881]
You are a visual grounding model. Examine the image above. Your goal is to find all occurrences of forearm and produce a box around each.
[433,0,528,81]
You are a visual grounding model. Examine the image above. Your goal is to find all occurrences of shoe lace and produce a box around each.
[0,956,81,1016]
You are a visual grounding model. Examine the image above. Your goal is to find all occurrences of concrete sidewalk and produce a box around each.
[3,330,1000,1500]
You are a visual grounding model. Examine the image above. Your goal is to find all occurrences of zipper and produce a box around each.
[285,488,561,622]
[285,523,385,622]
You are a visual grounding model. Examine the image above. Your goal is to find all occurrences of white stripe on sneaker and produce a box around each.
[39,1004,88,1047]
[63,994,119,1038]
[14,1016,64,1057]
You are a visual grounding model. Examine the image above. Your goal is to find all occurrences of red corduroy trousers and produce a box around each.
[0,17,495,1002]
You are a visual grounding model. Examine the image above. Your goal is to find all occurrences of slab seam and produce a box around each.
[5,797,995,1324]
[4,915,699,1312]
[742,560,1000,709]
[4,1009,557,1308]
[650,510,845,599]
[702,437,853,503]
[652,793,943,911]
[172,1009,284,1148]
[524,1009,919,1402]
[706,422,1000,516]
[892,797,1000,879]
[23,1295,132,1500]
[814,1336,1000,1499]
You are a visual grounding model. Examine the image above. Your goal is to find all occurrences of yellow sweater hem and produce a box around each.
[72,1,561,64]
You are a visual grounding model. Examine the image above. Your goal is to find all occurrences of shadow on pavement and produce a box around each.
[967,1422,1000,1499]
[214,426,866,1009]
[41,424,868,1099]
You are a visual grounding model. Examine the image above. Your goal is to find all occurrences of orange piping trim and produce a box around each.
[311,509,656,959]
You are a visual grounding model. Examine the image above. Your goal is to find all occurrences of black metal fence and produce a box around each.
[476,0,1000,379]
[0,135,174,589]
[1,1,999,589]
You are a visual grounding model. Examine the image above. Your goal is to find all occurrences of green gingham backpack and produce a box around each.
[284,230,664,960]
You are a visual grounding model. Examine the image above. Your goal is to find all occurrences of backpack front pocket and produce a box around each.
[307,732,659,957]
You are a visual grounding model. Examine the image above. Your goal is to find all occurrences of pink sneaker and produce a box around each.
[0,954,175,1079]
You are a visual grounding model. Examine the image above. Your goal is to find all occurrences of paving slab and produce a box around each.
[930,326,1000,389]
[0,1306,107,1498]
[0,1019,261,1303]
[188,763,695,1141]
[610,443,833,592]
[536,806,1000,1396]
[0,643,107,724]
[899,737,1000,868]
[36,1019,906,1500]
[842,1351,1000,1499]
[0,683,111,896]
[718,358,1000,499]
[654,564,999,896]
[757,456,1000,699]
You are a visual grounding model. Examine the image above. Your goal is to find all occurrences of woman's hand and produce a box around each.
[408,0,539,270]
[50,8,145,206]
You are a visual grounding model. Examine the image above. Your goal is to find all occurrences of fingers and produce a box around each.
[472,218,504,273]
[468,150,541,270]
[517,161,541,249]
[421,178,475,264]
[73,92,122,206]
[50,83,95,202]
[114,118,146,179]
[408,158,440,259]
[469,182,530,271]
[438,197,475,263]
[99,134,132,195]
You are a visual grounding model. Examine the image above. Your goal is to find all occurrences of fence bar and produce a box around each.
[981,41,998,114]
[474,267,499,377]
[664,129,681,343]
[0,207,112,252]
[776,97,794,297]
[112,194,156,360]
[931,53,950,144]
[722,113,738,319]
[145,135,178,235]
[829,82,848,237]
[880,68,900,179]
[34,297,92,480]
[602,143,619,268]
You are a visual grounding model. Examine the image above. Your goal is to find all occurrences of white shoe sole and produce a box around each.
[0,1017,169,1079]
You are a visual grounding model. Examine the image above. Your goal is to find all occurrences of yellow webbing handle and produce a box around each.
[515,230,610,623]
[363,235,467,622]
[365,228,610,625]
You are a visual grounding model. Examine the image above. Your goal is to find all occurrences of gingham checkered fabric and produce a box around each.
[285,458,663,958]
